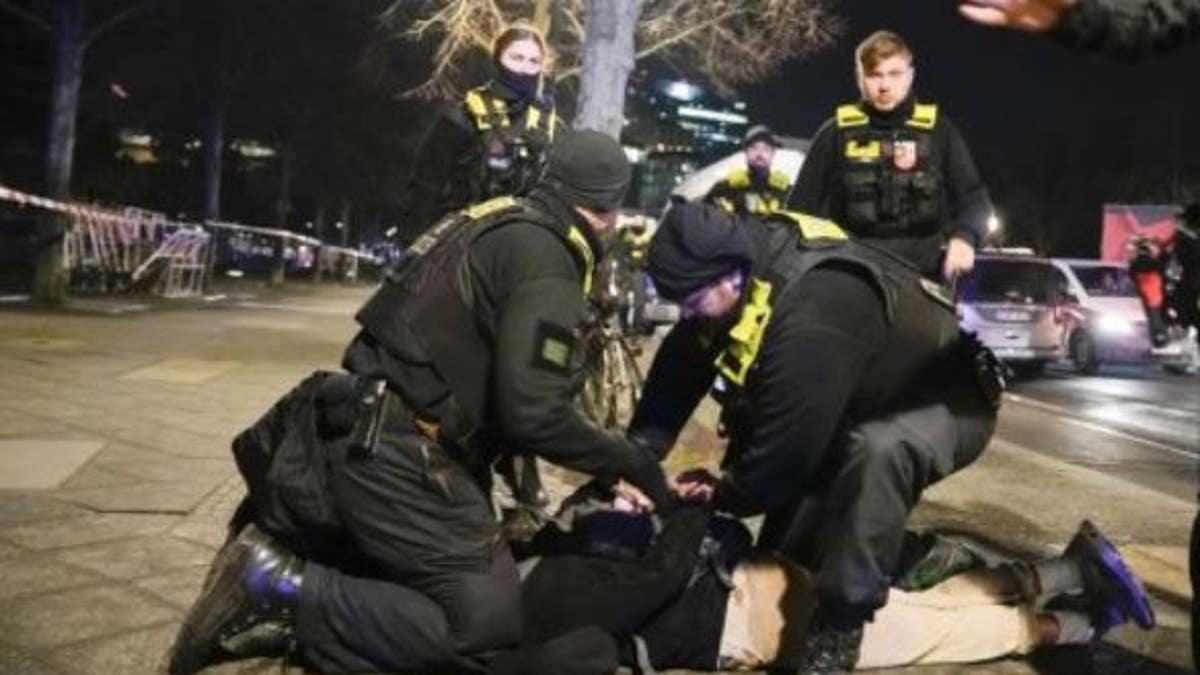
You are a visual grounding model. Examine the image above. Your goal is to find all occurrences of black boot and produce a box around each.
[795,615,863,675]
[167,523,304,675]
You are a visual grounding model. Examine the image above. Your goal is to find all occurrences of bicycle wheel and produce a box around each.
[599,331,644,429]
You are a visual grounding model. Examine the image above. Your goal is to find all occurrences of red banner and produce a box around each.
[1101,203,1179,262]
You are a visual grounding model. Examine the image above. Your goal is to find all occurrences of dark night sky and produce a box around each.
[746,0,1199,145]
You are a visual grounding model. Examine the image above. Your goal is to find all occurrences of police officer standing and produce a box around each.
[167,131,672,675]
[704,125,792,217]
[629,202,1001,671]
[405,22,566,237]
[788,30,993,282]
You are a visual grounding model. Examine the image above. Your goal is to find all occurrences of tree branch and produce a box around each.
[633,7,740,62]
[84,0,157,49]
[0,0,51,33]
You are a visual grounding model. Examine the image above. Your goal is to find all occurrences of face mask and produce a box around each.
[498,67,541,100]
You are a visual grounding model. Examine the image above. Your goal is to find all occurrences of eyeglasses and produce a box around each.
[679,271,745,319]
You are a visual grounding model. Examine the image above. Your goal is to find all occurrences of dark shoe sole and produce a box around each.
[166,525,263,675]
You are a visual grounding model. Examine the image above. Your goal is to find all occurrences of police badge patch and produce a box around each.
[893,140,918,171]
[532,320,576,375]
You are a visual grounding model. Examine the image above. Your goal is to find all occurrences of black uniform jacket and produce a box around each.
[787,95,992,275]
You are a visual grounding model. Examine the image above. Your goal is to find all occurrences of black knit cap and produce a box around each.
[648,202,753,302]
[541,130,632,211]
[742,124,780,148]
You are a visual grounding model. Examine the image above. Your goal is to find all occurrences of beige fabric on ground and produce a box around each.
[718,555,815,670]
[717,563,1040,671]
[857,569,1041,669]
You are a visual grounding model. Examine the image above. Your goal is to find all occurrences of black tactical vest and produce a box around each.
[712,210,960,399]
[835,102,944,239]
[712,168,791,216]
[463,84,558,201]
[355,196,594,429]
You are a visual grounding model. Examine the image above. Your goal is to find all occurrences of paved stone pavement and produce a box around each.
[0,282,1192,674]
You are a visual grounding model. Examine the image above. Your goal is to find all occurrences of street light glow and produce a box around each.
[987,214,1001,233]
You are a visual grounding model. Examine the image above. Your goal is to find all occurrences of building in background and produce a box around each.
[621,72,750,214]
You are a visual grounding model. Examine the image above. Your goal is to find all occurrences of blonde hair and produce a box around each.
[855,30,913,74]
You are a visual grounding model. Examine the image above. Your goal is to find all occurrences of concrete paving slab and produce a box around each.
[52,534,214,581]
[118,358,241,385]
[169,516,233,550]
[0,540,24,559]
[132,566,210,610]
[0,642,62,675]
[0,495,92,527]
[1123,545,1192,601]
[0,555,102,600]
[3,337,86,352]
[42,623,176,675]
[98,456,234,485]
[59,465,141,491]
[0,439,105,490]
[109,427,227,458]
[0,513,180,551]
[0,585,177,649]
[54,479,219,513]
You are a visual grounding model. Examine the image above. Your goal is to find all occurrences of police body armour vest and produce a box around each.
[712,210,960,393]
[464,85,558,200]
[355,196,593,428]
[715,168,791,216]
[835,102,943,239]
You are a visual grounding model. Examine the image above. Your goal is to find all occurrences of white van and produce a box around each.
[956,253,1070,377]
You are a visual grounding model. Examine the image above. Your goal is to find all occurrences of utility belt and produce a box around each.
[346,378,490,478]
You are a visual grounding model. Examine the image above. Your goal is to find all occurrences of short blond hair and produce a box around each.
[855,30,913,73]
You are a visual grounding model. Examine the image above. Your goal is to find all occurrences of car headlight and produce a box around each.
[1094,314,1133,335]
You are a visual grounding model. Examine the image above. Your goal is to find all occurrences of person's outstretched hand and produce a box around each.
[958,0,1079,32]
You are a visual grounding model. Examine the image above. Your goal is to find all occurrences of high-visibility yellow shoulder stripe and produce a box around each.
[566,225,595,296]
[714,277,773,386]
[727,168,751,189]
[767,170,790,192]
[906,103,938,130]
[774,210,848,241]
[836,104,869,128]
[464,88,491,130]
[462,195,518,221]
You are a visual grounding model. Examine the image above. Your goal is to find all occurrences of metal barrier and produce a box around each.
[0,183,382,297]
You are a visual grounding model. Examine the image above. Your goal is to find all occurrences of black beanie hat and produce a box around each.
[648,202,753,302]
[542,130,632,212]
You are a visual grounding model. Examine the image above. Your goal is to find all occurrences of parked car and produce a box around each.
[956,251,1071,377]
[1050,258,1196,374]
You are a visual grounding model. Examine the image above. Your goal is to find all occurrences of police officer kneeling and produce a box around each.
[167,130,672,675]
[629,202,1003,672]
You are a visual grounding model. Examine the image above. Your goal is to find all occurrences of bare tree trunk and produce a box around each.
[274,144,293,226]
[33,0,86,303]
[311,198,328,282]
[45,0,84,200]
[338,200,352,247]
[573,0,641,139]
[201,95,227,221]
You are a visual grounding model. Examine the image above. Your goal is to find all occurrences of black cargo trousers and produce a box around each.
[758,347,998,626]
[292,416,521,674]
